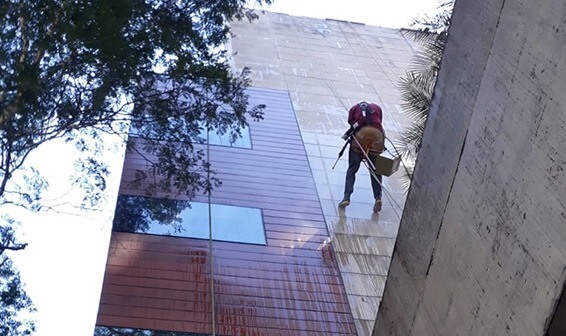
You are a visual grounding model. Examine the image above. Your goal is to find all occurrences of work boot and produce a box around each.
[373,198,382,213]
[338,196,350,208]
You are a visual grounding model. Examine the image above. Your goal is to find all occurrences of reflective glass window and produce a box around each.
[95,326,211,335]
[113,195,266,245]
[199,125,252,148]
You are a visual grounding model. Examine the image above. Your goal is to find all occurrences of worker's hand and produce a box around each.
[341,122,359,140]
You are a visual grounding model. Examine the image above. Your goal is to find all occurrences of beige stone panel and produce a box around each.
[354,320,375,336]
[332,234,395,256]
[325,215,399,238]
[335,252,392,275]
[348,294,382,321]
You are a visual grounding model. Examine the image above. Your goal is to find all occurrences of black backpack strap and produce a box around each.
[358,102,375,126]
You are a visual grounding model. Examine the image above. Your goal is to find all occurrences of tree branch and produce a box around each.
[0,140,13,197]
[0,242,28,253]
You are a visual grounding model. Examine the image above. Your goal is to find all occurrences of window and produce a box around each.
[199,124,252,148]
[95,326,210,335]
[128,122,252,149]
[113,195,266,245]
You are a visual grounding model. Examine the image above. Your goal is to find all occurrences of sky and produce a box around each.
[4,1,441,335]
[5,136,125,336]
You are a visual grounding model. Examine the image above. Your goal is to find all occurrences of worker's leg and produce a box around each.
[368,153,382,199]
[369,153,383,212]
[339,148,362,207]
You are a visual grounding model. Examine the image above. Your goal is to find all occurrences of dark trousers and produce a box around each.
[343,147,382,200]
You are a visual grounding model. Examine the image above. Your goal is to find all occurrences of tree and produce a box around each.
[1,0,271,211]
[1,0,271,331]
[396,1,454,189]
[94,326,201,335]
[0,224,35,336]
[112,194,190,233]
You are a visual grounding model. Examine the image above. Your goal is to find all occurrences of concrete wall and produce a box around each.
[374,0,566,335]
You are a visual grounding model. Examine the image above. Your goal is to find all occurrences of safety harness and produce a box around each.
[355,102,381,153]
[359,102,376,127]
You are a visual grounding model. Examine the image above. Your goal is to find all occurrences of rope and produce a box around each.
[384,137,413,181]
[319,72,404,220]
[206,128,216,336]
[350,134,404,221]
[335,22,413,180]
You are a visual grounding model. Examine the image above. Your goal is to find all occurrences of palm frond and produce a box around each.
[398,72,434,121]
[396,0,454,189]
[409,1,454,33]
[412,39,444,67]
[400,28,438,44]
[401,122,426,153]
[400,165,415,193]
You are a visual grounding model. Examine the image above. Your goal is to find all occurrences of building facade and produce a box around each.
[228,13,415,335]
[95,11,417,336]
[95,87,357,335]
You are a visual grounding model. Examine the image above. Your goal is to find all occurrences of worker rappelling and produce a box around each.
[338,101,385,213]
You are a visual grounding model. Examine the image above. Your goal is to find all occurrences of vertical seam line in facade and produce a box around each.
[266,14,292,94]
[207,128,216,335]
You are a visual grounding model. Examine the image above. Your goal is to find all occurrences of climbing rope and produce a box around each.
[320,71,404,220]
[206,127,216,336]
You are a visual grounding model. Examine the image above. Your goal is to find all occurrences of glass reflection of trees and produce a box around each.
[94,326,209,336]
[111,194,266,245]
[112,195,190,234]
